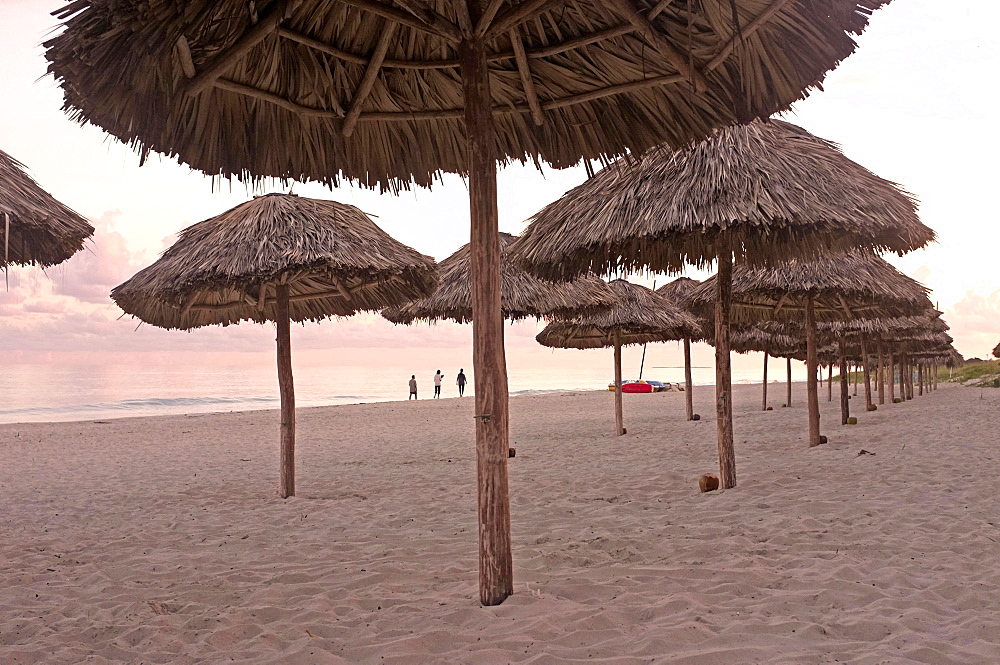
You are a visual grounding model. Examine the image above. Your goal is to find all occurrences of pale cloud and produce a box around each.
[48,210,148,304]
[943,289,1000,359]
[912,265,932,285]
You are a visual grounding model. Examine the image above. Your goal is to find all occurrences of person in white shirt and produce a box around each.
[433,370,443,398]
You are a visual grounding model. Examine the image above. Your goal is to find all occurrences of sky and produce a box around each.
[2,0,1000,384]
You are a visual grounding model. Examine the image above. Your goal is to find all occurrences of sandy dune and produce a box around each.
[2,382,999,664]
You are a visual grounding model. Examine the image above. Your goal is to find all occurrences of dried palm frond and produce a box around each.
[46,2,889,190]
[536,279,701,349]
[0,148,93,268]
[382,233,613,324]
[512,120,933,279]
[685,251,932,323]
[112,193,437,330]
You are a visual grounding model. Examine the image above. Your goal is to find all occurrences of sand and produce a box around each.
[2,381,999,664]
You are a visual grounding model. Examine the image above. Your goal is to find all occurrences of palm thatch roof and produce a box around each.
[818,312,947,336]
[684,251,932,324]
[45,2,890,190]
[536,279,700,349]
[1,148,94,268]
[112,193,437,329]
[655,276,700,300]
[655,276,709,340]
[511,119,934,280]
[382,233,613,324]
[727,324,802,357]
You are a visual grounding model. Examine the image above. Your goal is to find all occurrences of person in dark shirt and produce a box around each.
[408,375,418,400]
[456,369,467,397]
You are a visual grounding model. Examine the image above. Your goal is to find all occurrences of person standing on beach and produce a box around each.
[433,370,443,398]
[456,369,467,397]
[408,375,418,400]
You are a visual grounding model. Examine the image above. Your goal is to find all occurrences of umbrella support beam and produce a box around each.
[861,337,873,410]
[683,337,694,420]
[839,336,850,425]
[714,249,736,488]
[461,32,513,607]
[888,351,896,403]
[276,284,295,498]
[877,337,885,405]
[614,331,625,436]
[761,352,768,410]
[786,357,791,407]
[805,296,822,446]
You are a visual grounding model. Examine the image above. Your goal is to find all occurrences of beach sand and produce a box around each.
[2,382,999,664]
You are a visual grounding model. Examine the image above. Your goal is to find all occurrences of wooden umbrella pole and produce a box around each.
[714,247,736,487]
[853,360,859,396]
[918,362,924,396]
[899,353,910,402]
[838,335,850,425]
[683,337,694,420]
[888,351,896,402]
[861,337,873,410]
[761,352,768,410]
[614,330,624,436]
[460,31,512,607]
[877,336,885,405]
[827,363,833,402]
[786,357,792,407]
[275,283,295,498]
[805,296,822,446]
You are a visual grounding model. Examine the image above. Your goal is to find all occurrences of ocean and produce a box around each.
[0,345,800,424]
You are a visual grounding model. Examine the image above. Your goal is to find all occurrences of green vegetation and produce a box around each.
[828,362,1000,388]
[945,360,1000,387]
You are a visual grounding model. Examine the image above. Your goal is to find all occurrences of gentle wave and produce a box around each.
[0,395,370,423]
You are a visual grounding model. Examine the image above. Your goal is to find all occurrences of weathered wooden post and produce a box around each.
[861,337,873,410]
[839,336,850,425]
[786,357,792,407]
[684,336,695,420]
[276,283,295,499]
[877,337,885,405]
[715,247,736,486]
[613,330,625,436]
[460,20,512,605]
[762,352,769,410]
[805,296,822,446]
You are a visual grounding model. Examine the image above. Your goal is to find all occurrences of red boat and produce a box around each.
[621,381,655,393]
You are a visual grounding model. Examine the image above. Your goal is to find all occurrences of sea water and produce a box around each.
[0,346,802,423]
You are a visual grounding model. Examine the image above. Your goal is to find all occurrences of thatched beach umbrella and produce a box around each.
[47,0,893,605]
[656,277,706,421]
[513,119,934,489]
[111,194,437,498]
[383,233,613,324]
[686,250,931,446]
[536,279,700,436]
[1,148,93,268]
[820,312,947,407]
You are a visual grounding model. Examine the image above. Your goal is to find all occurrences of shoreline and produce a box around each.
[0,378,810,426]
